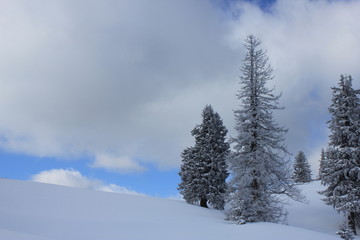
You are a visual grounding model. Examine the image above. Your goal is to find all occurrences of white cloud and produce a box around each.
[91,153,146,173]
[0,0,359,172]
[31,169,143,195]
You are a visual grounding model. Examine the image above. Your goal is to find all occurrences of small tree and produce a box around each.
[178,105,229,209]
[178,147,198,204]
[226,35,302,224]
[318,148,326,180]
[337,223,355,240]
[293,151,312,183]
[320,75,360,235]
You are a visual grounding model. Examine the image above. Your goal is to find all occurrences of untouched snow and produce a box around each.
[0,178,351,240]
[287,181,343,234]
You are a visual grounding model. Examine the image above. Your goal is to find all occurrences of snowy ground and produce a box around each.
[287,181,344,235]
[0,178,354,240]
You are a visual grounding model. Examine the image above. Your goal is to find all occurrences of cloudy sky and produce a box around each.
[0,0,359,197]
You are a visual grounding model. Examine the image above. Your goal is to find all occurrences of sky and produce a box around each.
[0,0,359,197]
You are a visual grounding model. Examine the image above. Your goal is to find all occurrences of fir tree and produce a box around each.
[318,148,326,180]
[293,151,312,183]
[337,223,355,240]
[178,147,198,204]
[178,105,230,209]
[226,35,302,224]
[320,75,360,235]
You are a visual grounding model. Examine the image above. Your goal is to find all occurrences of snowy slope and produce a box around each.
[0,179,348,240]
[287,181,343,235]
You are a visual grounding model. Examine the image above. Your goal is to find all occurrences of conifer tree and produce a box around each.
[178,105,229,209]
[318,148,326,180]
[337,223,355,240]
[178,147,198,204]
[320,75,360,235]
[293,151,312,183]
[226,35,302,224]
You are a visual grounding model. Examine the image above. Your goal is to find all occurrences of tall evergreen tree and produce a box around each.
[293,151,312,183]
[320,75,360,234]
[178,105,230,209]
[226,35,301,224]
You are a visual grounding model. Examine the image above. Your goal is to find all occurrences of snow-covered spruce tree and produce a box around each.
[226,35,302,224]
[318,148,327,180]
[293,151,312,183]
[178,147,198,204]
[178,105,230,209]
[320,75,360,235]
[337,223,355,240]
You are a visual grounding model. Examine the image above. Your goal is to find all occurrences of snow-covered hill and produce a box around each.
[0,179,349,240]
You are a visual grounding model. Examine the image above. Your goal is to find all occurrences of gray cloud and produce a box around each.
[0,0,359,173]
[0,0,239,171]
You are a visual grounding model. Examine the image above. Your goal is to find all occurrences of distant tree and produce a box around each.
[178,105,229,209]
[293,151,312,183]
[320,75,360,235]
[226,35,302,224]
[318,148,326,180]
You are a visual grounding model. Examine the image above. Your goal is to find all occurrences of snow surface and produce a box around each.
[0,178,354,240]
[287,181,343,234]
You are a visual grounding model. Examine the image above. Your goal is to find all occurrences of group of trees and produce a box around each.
[178,34,360,236]
[179,35,301,223]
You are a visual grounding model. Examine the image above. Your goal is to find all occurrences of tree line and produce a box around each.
[178,34,360,238]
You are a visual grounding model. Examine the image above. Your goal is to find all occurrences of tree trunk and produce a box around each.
[200,198,208,208]
[348,212,357,235]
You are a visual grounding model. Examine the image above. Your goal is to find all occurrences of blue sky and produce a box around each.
[0,0,359,197]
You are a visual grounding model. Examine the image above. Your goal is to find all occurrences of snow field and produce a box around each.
[0,179,351,240]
